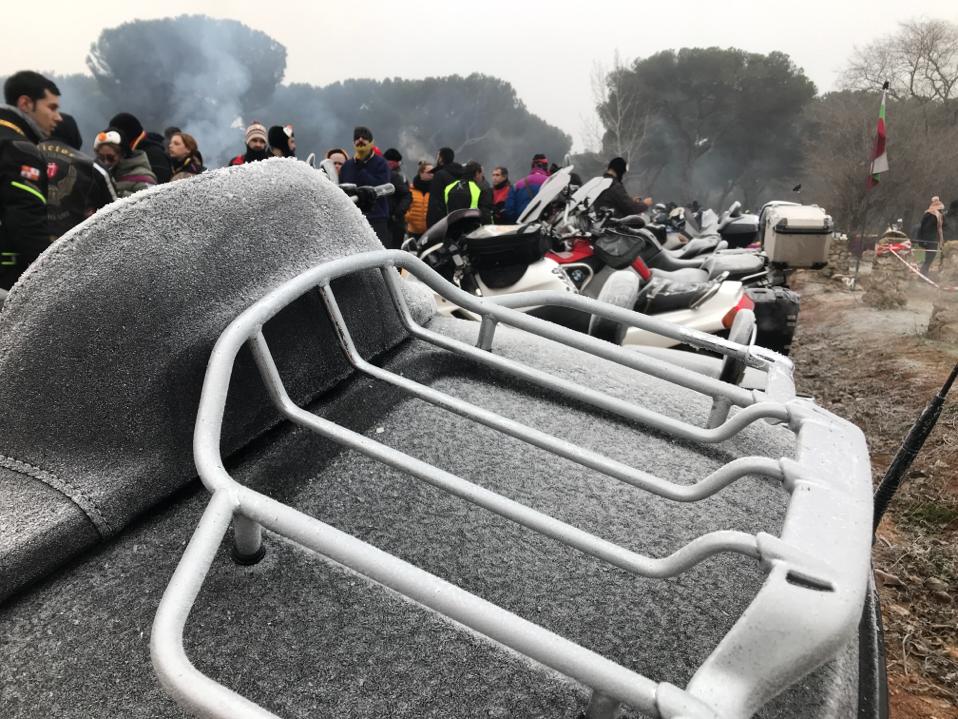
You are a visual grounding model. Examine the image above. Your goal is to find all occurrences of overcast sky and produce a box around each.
[4,0,956,149]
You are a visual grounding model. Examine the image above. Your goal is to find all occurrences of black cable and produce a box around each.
[873,361,958,532]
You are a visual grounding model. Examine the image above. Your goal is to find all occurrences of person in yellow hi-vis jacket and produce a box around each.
[444,160,493,224]
[0,71,62,290]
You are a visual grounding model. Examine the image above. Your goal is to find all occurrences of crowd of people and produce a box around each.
[0,69,664,292]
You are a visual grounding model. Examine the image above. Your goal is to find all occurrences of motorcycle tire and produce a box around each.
[718,308,756,385]
[588,270,641,345]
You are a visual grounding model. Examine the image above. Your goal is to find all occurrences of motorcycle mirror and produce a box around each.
[319,158,339,184]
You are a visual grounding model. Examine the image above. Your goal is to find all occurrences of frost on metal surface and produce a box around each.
[152,250,873,719]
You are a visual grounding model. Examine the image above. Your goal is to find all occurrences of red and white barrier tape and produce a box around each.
[888,249,957,291]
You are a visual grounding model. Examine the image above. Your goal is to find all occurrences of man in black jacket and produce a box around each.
[383,148,412,249]
[0,71,62,290]
[338,126,392,246]
[39,113,116,240]
[594,156,646,220]
[426,146,463,228]
[109,112,172,183]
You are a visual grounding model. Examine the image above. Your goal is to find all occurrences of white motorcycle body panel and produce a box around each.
[405,257,575,319]
[620,281,744,349]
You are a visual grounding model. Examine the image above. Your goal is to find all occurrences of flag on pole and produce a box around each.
[867,81,890,189]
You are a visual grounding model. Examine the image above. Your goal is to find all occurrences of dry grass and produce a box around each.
[790,272,958,717]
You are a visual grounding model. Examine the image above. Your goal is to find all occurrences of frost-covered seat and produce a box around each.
[0,159,430,601]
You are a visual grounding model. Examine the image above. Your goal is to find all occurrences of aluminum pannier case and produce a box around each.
[760,202,833,268]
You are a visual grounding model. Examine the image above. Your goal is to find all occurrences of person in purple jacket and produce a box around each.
[338,125,391,246]
[504,153,550,221]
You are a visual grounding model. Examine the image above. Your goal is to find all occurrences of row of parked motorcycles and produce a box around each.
[402,166,834,355]
[319,158,833,356]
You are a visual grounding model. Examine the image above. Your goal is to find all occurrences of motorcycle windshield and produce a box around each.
[569,176,612,212]
[517,166,573,224]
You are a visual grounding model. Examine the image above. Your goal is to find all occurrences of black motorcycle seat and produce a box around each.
[650,267,710,284]
[419,208,482,247]
[636,278,720,315]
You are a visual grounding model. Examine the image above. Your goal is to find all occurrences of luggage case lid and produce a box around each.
[766,205,832,234]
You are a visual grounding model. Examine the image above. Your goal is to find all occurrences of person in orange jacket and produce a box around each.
[405,160,433,241]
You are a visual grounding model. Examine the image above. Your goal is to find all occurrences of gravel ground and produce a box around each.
[789,271,958,719]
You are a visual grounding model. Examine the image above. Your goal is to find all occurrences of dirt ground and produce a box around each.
[789,271,958,719]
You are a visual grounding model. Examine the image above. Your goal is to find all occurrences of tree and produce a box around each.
[843,18,958,123]
[87,15,286,162]
[593,47,815,206]
[801,91,958,233]
[588,52,650,166]
[711,52,817,208]
[79,17,570,170]
[831,18,958,234]
[259,74,571,178]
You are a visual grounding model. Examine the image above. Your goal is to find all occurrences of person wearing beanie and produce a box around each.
[94,126,157,198]
[108,112,172,184]
[338,125,392,246]
[594,156,646,220]
[39,112,117,239]
[504,153,551,222]
[268,124,296,158]
[426,146,464,228]
[0,70,62,289]
[444,160,493,224]
[917,195,946,275]
[46,112,82,151]
[383,148,411,249]
[229,121,270,166]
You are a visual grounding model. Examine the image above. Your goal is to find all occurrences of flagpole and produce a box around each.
[851,203,871,290]
[852,80,890,290]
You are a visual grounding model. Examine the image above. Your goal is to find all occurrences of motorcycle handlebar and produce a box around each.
[717,201,743,229]
[340,182,396,204]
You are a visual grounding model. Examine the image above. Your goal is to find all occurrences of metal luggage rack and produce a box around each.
[151,249,873,719]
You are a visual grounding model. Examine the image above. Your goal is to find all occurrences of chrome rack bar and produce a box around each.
[247,328,808,579]
[378,266,789,443]
[316,283,785,502]
[153,250,873,719]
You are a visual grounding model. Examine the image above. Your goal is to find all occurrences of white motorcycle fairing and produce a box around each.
[404,257,576,319]
[620,280,744,349]
[516,166,573,224]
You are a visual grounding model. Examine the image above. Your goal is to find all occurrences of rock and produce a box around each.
[926,241,958,340]
[926,577,949,592]
[927,299,958,341]
[876,568,905,587]
[889,603,911,617]
[862,247,910,308]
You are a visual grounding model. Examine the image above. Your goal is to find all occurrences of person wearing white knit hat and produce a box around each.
[917,195,946,276]
[228,121,269,167]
